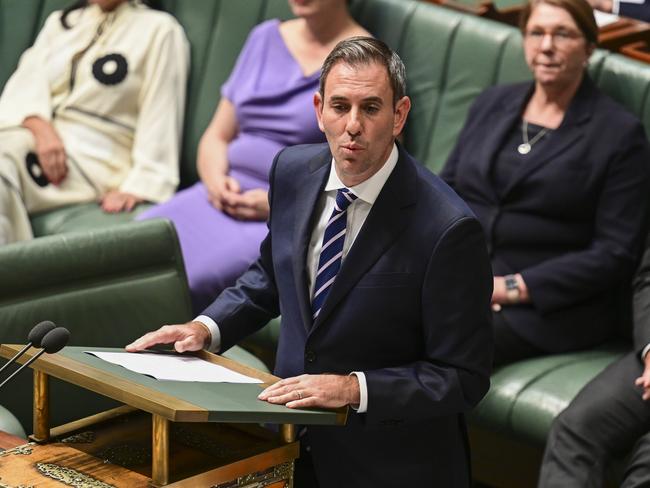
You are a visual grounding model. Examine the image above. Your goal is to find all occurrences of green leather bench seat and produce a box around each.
[472,345,627,445]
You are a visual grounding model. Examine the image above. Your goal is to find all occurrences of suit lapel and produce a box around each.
[292,148,331,331]
[310,146,417,331]
[502,76,595,198]
[474,83,532,201]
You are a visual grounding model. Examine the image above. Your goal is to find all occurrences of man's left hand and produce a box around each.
[258,374,360,409]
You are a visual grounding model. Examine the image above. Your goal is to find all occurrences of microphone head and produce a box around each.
[40,327,70,354]
[27,321,57,348]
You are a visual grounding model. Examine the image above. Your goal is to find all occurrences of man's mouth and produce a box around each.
[342,144,364,152]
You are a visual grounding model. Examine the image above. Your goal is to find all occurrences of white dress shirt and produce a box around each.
[197,143,399,414]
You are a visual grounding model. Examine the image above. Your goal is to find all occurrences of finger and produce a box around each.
[222,204,238,219]
[40,154,57,183]
[232,206,258,221]
[102,197,117,213]
[265,389,305,405]
[101,197,115,213]
[221,191,244,207]
[225,176,241,194]
[259,378,300,399]
[210,197,223,211]
[286,397,315,409]
[643,388,650,401]
[106,195,125,213]
[636,376,644,386]
[124,196,137,212]
[56,151,68,183]
[50,151,64,184]
[259,382,291,399]
[125,327,179,352]
[174,335,203,353]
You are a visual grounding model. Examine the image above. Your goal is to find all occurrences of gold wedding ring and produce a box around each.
[297,390,303,400]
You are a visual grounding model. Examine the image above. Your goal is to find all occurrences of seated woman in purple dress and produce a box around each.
[139,0,369,313]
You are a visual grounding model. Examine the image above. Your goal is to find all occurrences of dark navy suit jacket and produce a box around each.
[441,76,650,353]
[204,143,493,487]
[618,2,650,22]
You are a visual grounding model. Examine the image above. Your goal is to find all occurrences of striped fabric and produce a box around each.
[311,188,358,320]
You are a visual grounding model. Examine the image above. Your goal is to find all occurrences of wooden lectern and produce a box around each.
[0,345,345,487]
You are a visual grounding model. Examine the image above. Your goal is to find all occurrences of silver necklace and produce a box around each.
[518,120,549,155]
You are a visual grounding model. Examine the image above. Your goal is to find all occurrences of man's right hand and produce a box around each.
[22,116,68,185]
[125,322,211,353]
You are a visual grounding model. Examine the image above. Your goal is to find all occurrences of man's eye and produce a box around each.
[365,106,379,114]
[332,104,347,113]
[554,30,571,39]
[529,30,544,38]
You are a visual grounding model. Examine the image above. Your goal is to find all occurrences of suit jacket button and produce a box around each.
[305,350,316,363]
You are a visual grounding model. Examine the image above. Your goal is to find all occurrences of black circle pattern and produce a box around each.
[25,152,49,187]
[92,53,128,86]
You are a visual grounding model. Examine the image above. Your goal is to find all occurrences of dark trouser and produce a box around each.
[294,431,319,488]
[538,353,650,488]
[492,311,545,366]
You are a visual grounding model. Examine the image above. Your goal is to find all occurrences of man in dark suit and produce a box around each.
[538,231,650,488]
[127,37,493,487]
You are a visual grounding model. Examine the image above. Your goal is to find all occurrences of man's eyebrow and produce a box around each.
[328,95,384,104]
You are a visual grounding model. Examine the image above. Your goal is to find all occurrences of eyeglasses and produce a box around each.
[524,28,584,47]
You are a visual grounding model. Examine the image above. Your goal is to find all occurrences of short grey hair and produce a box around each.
[319,36,407,107]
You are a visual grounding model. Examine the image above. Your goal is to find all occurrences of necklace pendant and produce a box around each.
[517,143,531,155]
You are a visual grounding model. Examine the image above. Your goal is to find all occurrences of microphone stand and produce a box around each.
[0,349,47,390]
[0,343,32,376]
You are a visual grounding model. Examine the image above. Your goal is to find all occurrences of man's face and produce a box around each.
[314,61,410,187]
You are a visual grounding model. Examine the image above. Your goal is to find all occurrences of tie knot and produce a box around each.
[335,188,357,212]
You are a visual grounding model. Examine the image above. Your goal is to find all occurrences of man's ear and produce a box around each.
[393,96,411,137]
[313,92,325,133]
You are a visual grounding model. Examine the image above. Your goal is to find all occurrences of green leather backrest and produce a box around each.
[0,219,192,430]
[0,0,42,87]
[595,54,650,135]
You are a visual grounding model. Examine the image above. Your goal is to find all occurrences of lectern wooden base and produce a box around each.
[1,408,297,487]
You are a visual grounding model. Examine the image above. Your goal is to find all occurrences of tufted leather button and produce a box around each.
[305,350,316,363]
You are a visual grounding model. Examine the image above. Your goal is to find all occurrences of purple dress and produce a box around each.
[138,19,325,313]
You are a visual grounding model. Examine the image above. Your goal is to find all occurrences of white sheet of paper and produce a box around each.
[594,10,620,27]
[85,351,263,383]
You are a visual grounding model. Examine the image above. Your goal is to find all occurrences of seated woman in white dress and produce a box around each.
[0,0,189,243]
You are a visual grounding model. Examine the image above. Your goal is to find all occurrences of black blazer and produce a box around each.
[441,76,650,352]
[204,143,493,487]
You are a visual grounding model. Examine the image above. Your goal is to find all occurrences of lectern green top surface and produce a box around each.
[3,345,344,426]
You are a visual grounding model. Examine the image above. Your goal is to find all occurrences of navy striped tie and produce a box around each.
[311,188,358,320]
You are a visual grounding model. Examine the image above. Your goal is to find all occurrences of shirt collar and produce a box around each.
[324,143,398,204]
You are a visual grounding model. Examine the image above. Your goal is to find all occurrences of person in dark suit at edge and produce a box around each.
[127,37,494,488]
[538,230,650,488]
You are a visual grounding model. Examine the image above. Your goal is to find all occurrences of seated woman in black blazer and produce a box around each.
[441,0,650,365]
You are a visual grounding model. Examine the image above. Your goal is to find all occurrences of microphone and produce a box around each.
[0,321,56,376]
[0,327,70,390]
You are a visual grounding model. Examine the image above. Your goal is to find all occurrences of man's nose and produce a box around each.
[346,110,362,136]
